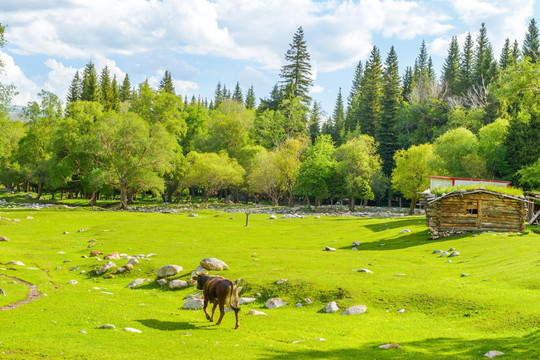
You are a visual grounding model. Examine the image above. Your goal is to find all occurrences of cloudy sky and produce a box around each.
[0,0,538,114]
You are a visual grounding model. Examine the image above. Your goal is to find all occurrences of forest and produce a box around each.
[0,21,539,213]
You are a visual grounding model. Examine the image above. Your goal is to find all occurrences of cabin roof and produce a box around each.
[426,188,526,205]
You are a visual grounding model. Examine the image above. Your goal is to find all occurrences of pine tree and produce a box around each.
[232,82,243,103]
[442,36,460,96]
[66,70,82,104]
[331,88,345,145]
[347,61,363,107]
[344,61,364,133]
[512,40,521,64]
[244,85,256,109]
[308,101,322,144]
[100,66,114,111]
[214,82,223,109]
[459,33,474,94]
[280,26,313,103]
[358,46,383,137]
[81,62,100,102]
[159,70,175,94]
[499,38,513,71]
[402,66,412,100]
[410,41,435,103]
[523,18,539,62]
[120,74,131,102]
[377,46,401,176]
[111,75,120,112]
[473,23,497,87]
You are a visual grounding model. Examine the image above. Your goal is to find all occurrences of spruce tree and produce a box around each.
[120,74,131,102]
[100,66,114,111]
[66,70,82,105]
[308,101,322,144]
[280,26,313,103]
[331,88,345,145]
[244,85,256,109]
[81,62,100,102]
[214,82,223,109]
[402,66,412,100]
[344,61,364,132]
[358,46,383,137]
[378,46,401,176]
[523,18,539,62]
[111,75,120,112]
[472,23,497,87]
[512,40,521,64]
[459,33,474,94]
[347,60,363,106]
[232,82,243,103]
[442,37,460,96]
[159,70,175,94]
[499,38,513,71]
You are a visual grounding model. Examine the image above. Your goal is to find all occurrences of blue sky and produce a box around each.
[0,0,538,116]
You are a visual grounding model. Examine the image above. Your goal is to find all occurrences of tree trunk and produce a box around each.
[408,198,416,215]
[245,211,250,227]
[35,182,44,201]
[89,191,99,206]
[119,183,128,210]
[51,191,55,200]
[399,196,402,208]
[305,196,310,207]
[348,196,355,211]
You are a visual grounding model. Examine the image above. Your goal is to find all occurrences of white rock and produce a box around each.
[156,265,183,278]
[378,343,402,349]
[79,330,87,334]
[169,280,189,289]
[0,236,9,242]
[399,229,411,234]
[351,247,358,251]
[127,257,139,265]
[432,250,443,254]
[295,303,303,307]
[449,251,460,257]
[248,310,267,316]
[0,289,7,296]
[352,241,361,246]
[275,278,287,284]
[239,297,256,305]
[397,308,406,313]
[26,216,34,220]
[269,215,277,219]
[323,246,336,251]
[323,301,339,313]
[96,261,116,275]
[183,298,204,309]
[7,260,25,266]
[265,298,287,309]
[358,268,373,273]
[200,258,228,271]
[191,265,206,275]
[188,213,198,217]
[314,216,321,219]
[146,253,157,258]
[439,251,450,257]
[342,305,367,315]
[97,324,115,329]
[123,327,142,333]
[157,279,168,286]
[127,278,144,288]
[484,350,504,358]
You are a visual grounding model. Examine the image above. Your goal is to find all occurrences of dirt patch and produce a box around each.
[0,273,42,310]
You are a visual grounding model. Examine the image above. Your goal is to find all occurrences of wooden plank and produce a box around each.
[529,209,540,225]
[477,199,482,229]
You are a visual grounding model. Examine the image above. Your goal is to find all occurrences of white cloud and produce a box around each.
[0,50,40,105]
[310,84,324,94]
[43,59,77,103]
[174,80,199,94]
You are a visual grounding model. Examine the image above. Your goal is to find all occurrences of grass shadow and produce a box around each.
[135,318,197,331]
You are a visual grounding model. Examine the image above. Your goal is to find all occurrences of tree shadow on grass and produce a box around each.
[135,318,197,331]
[257,330,540,360]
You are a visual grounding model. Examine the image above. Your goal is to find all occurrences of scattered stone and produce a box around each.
[157,279,168,286]
[105,274,115,279]
[276,278,287,284]
[87,243,95,248]
[127,279,145,288]
[295,303,303,307]
[97,324,115,329]
[432,250,443,254]
[157,265,183,278]
[314,216,321,219]
[323,301,339,313]
[80,270,86,274]
[70,266,79,271]
[55,266,61,270]
[96,261,117,275]
[127,257,138,265]
[191,265,206,275]
[104,252,120,260]
[446,260,452,263]
[449,247,456,251]
[352,241,361,246]
[304,298,312,304]
[123,327,142,333]
[63,259,72,263]
[239,297,256,305]
[449,251,460,257]
[342,305,367,315]
[399,229,411,234]
[169,280,189,289]
[7,261,25,266]
[397,308,406,313]
[81,255,88,258]
[79,330,87,334]
[256,292,262,297]
[265,298,287,309]
[461,273,469,277]
[358,268,373,274]
[248,310,267,316]
[26,216,34,220]
[439,251,450,257]
[200,258,228,271]
[0,236,9,242]
[0,289,6,296]
[269,215,277,219]
[378,343,402,349]
[484,350,504,358]
[323,246,336,251]
[317,338,326,341]
[188,213,198,217]
[89,250,103,257]
[63,231,69,235]
[146,253,157,258]
[291,340,305,344]
[77,229,87,233]
[68,280,78,285]
[183,297,204,309]
[394,273,406,276]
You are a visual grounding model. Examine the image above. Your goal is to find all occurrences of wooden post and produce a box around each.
[477,199,482,229]
[245,211,251,227]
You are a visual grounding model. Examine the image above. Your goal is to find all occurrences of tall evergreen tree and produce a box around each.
[523,18,539,63]
[499,38,513,71]
[81,62,100,102]
[512,39,521,64]
[159,70,175,94]
[410,41,435,103]
[331,88,345,145]
[402,66,412,100]
[442,36,460,96]
[66,70,82,105]
[232,82,243,103]
[244,85,256,109]
[347,61,363,107]
[214,82,223,109]
[459,33,474,94]
[308,101,322,144]
[280,26,313,103]
[358,46,383,137]
[111,75,120,112]
[100,66,115,111]
[344,61,364,133]
[120,74,131,102]
[473,23,497,87]
[377,46,401,176]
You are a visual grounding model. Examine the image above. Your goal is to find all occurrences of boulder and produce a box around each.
[323,301,339,313]
[449,251,460,257]
[352,241,360,246]
[127,257,139,265]
[269,215,277,219]
[484,350,504,358]
[0,289,6,296]
[183,297,204,309]
[200,258,228,271]
[188,213,198,217]
[295,303,303,307]
[96,261,116,275]
[323,246,336,251]
[89,250,103,257]
[304,298,312,304]
[127,278,144,288]
[191,265,206,275]
[265,298,286,309]
[439,251,450,257]
[248,310,267,316]
[432,250,443,254]
[124,263,133,271]
[169,280,189,289]
[157,279,168,286]
[275,278,287,284]
[238,297,256,305]
[104,252,120,260]
[397,308,406,313]
[342,305,367,315]
[0,236,9,242]
[97,324,115,329]
[358,268,373,273]
[378,343,402,349]
[123,327,142,333]
[156,265,183,278]
[68,280,78,285]
[399,229,411,234]
[7,260,25,266]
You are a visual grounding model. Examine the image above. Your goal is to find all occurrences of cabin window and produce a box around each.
[465,201,478,215]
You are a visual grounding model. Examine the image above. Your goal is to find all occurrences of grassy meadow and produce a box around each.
[0,207,539,359]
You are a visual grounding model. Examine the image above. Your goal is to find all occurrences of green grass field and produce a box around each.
[0,208,538,359]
